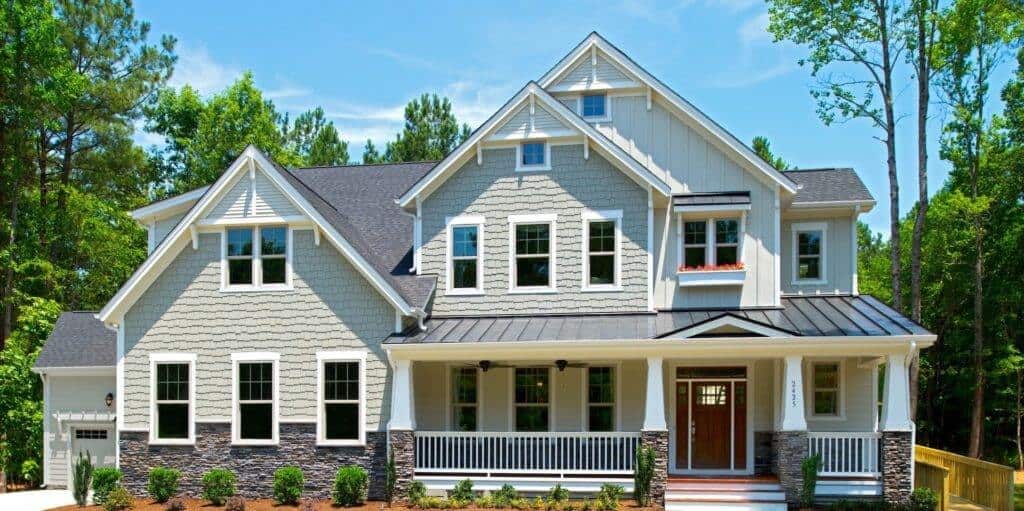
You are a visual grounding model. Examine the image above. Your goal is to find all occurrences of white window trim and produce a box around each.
[445,365,482,431]
[509,367,555,432]
[791,221,828,285]
[231,352,280,445]
[678,215,745,269]
[805,359,846,421]
[577,93,612,123]
[149,353,197,445]
[508,214,558,293]
[445,215,486,296]
[581,210,622,292]
[582,364,620,431]
[515,141,552,172]
[220,226,294,292]
[316,350,367,446]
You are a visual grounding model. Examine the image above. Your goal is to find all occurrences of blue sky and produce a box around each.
[135,0,981,234]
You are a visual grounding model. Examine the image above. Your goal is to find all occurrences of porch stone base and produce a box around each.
[389,429,415,503]
[881,431,913,505]
[640,430,668,506]
[119,423,387,500]
[772,431,808,504]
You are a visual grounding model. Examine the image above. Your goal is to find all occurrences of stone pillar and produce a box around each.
[388,358,416,502]
[640,431,668,506]
[881,431,913,505]
[641,357,668,506]
[389,429,415,502]
[776,355,808,505]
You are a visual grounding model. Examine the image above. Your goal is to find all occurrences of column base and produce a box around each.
[640,430,668,506]
[389,429,415,503]
[772,431,808,505]
[881,431,913,506]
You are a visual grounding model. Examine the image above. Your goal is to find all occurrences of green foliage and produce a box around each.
[201,468,237,506]
[493,483,519,505]
[385,450,397,504]
[102,485,134,511]
[752,136,791,170]
[800,454,822,508]
[20,459,40,486]
[92,467,123,505]
[408,480,428,505]
[382,93,471,162]
[147,467,180,503]
[72,451,94,506]
[272,466,304,505]
[910,487,938,511]
[332,465,368,506]
[547,483,570,504]
[450,478,475,502]
[225,496,246,511]
[362,139,383,164]
[285,107,349,166]
[595,484,624,511]
[633,445,655,507]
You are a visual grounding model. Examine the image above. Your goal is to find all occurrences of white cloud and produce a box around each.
[704,61,797,88]
[168,44,242,96]
[738,12,772,47]
[265,87,311,100]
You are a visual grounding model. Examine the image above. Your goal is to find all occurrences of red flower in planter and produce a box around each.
[677,262,745,272]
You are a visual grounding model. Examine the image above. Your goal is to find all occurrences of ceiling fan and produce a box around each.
[463,360,588,372]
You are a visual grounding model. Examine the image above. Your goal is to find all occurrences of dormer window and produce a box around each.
[581,93,608,119]
[223,226,291,291]
[516,142,550,172]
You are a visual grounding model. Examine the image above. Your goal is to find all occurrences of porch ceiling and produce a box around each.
[388,295,931,345]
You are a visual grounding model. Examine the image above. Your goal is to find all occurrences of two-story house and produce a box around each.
[33,33,933,510]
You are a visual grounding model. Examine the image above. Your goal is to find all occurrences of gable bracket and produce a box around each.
[189,225,198,250]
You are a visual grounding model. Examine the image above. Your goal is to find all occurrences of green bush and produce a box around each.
[633,445,655,507]
[273,466,304,505]
[201,468,237,506]
[20,459,40,487]
[102,485,134,511]
[451,478,475,502]
[71,451,94,506]
[910,487,939,511]
[333,465,368,506]
[386,451,397,504]
[548,483,570,504]
[408,480,428,505]
[225,496,246,511]
[494,484,519,505]
[799,454,822,509]
[147,467,181,503]
[595,483,624,511]
[92,467,123,505]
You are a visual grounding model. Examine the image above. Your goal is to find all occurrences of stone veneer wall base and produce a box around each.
[640,430,668,506]
[389,429,415,503]
[772,431,808,505]
[881,431,913,506]
[120,424,387,500]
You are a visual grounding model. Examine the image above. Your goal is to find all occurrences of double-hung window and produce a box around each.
[232,353,278,444]
[587,367,615,431]
[514,367,550,432]
[715,220,739,265]
[317,352,365,445]
[811,361,842,418]
[224,226,290,290]
[792,222,827,284]
[680,217,742,269]
[582,210,621,290]
[581,93,608,120]
[683,221,707,268]
[150,354,195,444]
[446,216,484,294]
[516,142,550,172]
[510,214,556,291]
[450,367,479,431]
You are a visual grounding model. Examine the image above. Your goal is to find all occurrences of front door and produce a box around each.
[674,366,748,472]
[691,382,732,469]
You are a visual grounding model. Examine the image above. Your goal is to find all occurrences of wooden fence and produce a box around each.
[914,444,1014,511]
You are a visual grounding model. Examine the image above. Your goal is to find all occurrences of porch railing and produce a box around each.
[807,432,881,477]
[414,431,642,477]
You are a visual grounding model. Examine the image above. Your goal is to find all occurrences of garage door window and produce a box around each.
[75,429,108,439]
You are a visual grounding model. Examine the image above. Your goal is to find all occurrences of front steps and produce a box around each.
[666,477,787,511]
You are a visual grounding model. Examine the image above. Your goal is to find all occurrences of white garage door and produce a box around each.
[71,427,115,468]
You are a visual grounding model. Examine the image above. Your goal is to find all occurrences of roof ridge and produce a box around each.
[294,160,440,171]
[783,167,855,172]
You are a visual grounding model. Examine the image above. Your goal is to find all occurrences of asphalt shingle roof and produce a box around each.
[34,312,115,368]
[785,168,874,204]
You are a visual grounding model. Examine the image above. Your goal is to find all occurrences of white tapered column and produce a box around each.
[881,353,913,431]
[643,357,667,431]
[389,358,414,430]
[780,355,808,431]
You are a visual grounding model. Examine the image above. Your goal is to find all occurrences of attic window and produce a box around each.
[581,93,608,119]
[516,142,550,172]
[223,226,292,291]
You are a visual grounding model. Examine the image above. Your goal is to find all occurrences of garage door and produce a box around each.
[71,427,115,468]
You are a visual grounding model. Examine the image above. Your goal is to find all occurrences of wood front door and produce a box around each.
[690,382,732,469]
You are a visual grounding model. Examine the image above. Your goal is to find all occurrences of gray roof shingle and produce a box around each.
[785,168,874,204]
[34,312,115,368]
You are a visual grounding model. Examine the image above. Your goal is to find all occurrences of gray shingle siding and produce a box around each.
[420,144,649,315]
[122,230,395,430]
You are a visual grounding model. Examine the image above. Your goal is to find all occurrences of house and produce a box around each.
[33,33,933,510]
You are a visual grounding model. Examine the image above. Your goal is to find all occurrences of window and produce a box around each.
[516,142,550,171]
[317,352,365,445]
[792,222,827,284]
[680,217,744,270]
[812,362,842,417]
[514,368,550,431]
[510,214,556,291]
[581,94,607,119]
[582,210,621,290]
[715,220,739,265]
[446,217,484,294]
[232,353,278,444]
[450,367,479,431]
[683,221,707,268]
[587,367,615,431]
[75,429,108,440]
[223,226,291,290]
[150,354,195,444]
[696,384,728,406]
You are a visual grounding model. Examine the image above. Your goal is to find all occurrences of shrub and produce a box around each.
[633,445,655,507]
[333,465,368,506]
[20,459,40,487]
[799,454,822,509]
[72,451,94,506]
[451,478,475,502]
[476,494,496,508]
[408,480,428,505]
[548,483,570,504]
[595,483,624,511]
[910,487,939,511]
[386,451,397,504]
[273,466,304,505]
[103,486,134,511]
[494,484,519,506]
[165,497,186,511]
[225,496,246,511]
[147,467,181,503]
[201,468,237,506]
[92,467,124,505]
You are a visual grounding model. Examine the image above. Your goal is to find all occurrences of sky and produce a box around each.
[133,0,1005,234]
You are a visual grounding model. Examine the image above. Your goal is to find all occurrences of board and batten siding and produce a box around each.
[44,374,115,488]
[420,144,649,315]
[553,51,634,89]
[781,216,856,295]
[492,104,572,139]
[122,230,396,430]
[205,171,302,221]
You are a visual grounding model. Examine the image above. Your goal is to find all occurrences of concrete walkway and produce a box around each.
[0,489,75,511]
[949,494,993,511]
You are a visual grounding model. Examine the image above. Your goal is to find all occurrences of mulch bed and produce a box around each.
[48,500,658,511]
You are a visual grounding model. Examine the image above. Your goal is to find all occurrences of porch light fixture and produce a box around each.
[555,360,568,372]
[105,392,114,408]
[478,360,491,372]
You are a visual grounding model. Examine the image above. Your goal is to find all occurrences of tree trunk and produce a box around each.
[1017,368,1022,470]
[968,226,984,458]
[1,190,18,345]
[877,0,901,313]
[38,127,48,251]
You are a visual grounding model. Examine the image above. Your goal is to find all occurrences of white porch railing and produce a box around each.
[414,431,642,477]
[808,432,881,477]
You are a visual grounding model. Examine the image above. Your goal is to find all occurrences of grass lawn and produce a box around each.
[1015,484,1024,510]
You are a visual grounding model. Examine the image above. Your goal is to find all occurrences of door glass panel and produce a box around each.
[696,384,728,405]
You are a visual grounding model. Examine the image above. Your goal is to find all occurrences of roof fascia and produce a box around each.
[130,185,209,223]
[32,366,115,375]
[539,33,797,194]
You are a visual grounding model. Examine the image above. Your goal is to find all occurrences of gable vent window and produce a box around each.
[581,93,608,119]
[223,226,291,291]
[517,142,550,172]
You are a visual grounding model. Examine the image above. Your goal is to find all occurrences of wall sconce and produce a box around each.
[105,392,114,408]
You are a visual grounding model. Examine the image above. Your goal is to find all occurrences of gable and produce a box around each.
[205,169,303,221]
[659,314,797,339]
[490,103,575,141]
[549,48,641,92]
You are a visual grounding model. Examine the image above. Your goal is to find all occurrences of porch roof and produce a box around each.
[388,295,931,344]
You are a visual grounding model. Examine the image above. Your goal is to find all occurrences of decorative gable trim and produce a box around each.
[540,33,797,194]
[398,83,671,208]
[98,146,416,325]
[657,313,798,339]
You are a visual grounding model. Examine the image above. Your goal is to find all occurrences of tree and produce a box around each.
[362,139,382,164]
[382,93,470,162]
[285,107,349,166]
[752,136,791,170]
[768,0,908,312]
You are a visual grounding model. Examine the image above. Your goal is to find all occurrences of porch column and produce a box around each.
[881,353,913,506]
[641,357,668,506]
[774,355,808,505]
[388,358,415,502]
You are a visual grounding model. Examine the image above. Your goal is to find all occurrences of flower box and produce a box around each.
[677,263,746,287]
